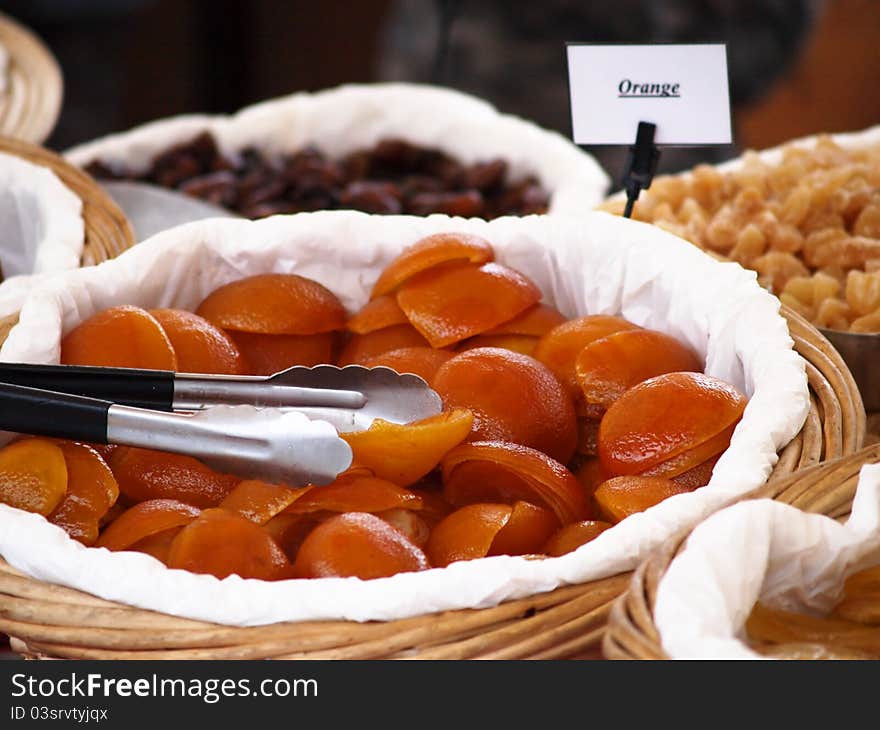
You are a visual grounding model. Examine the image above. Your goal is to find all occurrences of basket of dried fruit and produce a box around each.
[603,441,880,659]
[0,210,862,660]
[64,82,609,220]
[598,126,880,412]
[0,135,134,342]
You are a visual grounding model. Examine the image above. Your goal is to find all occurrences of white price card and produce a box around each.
[566,43,732,146]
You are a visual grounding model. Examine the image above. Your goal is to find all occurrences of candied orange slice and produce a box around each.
[441,441,590,525]
[286,474,422,513]
[48,442,119,545]
[670,455,720,490]
[168,508,293,580]
[341,409,473,486]
[375,508,431,547]
[456,334,539,356]
[262,512,321,563]
[483,304,567,336]
[218,480,310,524]
[593,476,694,523]
[362,347,454,384]
[533,315,641,399]
[397,262,541,348]
[228,331,335,375]
[346,295,409,334]
[575,329,702,412]
[370,232,494,299]
[640,424,737,479]
[110,447,240,508]
[598,372,747,477]
[291,512,429,579]
[129,526,184,564]
[149,308,249,375]
[574,457,606,496]
[488,501,559,556]
[541,521,612,557]
[425,503,512,567]
[409,487,454,527]
[0,438,67,516]
[61,305,177,370]
[337,324,430,366]
[95,499,201,551]
[433,348,577,464]
[196,273,346,335]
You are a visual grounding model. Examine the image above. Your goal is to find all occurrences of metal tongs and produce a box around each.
[0,363,442,486]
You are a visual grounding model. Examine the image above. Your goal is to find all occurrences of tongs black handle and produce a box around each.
[0,380,113,442]
[0,363,175,411]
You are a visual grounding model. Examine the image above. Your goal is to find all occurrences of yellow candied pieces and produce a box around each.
[599,136,880,332]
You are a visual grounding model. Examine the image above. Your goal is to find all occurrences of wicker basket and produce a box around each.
[602,441,880,660]
[0,12,62,145]
[0,135,135,342]
[0,302,865,660]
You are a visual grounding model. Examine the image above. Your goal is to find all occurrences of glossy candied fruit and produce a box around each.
[669,455,720,490]
[533,315,641,399]
[196,273,346,335]
[227,331,335,375]
[432,347,577,464]
[425,503,512,567]
[128,526,184,564]
[168,508,293,581]
[341,409,473,486]
[109,447,240,508]
[488,501,559,557]
[541,520,612,557]
[285,473,423,514]
[61,305,177,370]
[593,476,694,523]
[218,479,310,524]
[48,442,119,545]
[337,324,430,366]
[0,438,68,516]
[346,295,409,334]
[370,232,494,299]
[362,347,454,384]
[95,498,201,551]
[262,512,322,563]
[455,334,539,356]
[483,304,567,337]
[396,262,541,348]
[375,508,431,547]
[598,371,747,477]
[575,328,702,412]
[441,441,590,525]
[291,511,429,579]
[149,308,249,375]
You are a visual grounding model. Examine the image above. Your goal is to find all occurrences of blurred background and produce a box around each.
[0,0,878,184]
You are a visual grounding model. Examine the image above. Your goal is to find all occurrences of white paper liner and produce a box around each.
[0,210,809,626]
[654,463,880,659]
[64,82,610,216]
[0,151,84,319]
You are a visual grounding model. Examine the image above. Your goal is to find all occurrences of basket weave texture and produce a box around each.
[0,135,135,342]
[0,12,62,145]
[602,442,880,660]
[0,303,865,660]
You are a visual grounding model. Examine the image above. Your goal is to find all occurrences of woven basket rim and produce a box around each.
[602,442,880,660]
[0,135,134,282]
[0,11,62,145]
[0,302,866,659]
